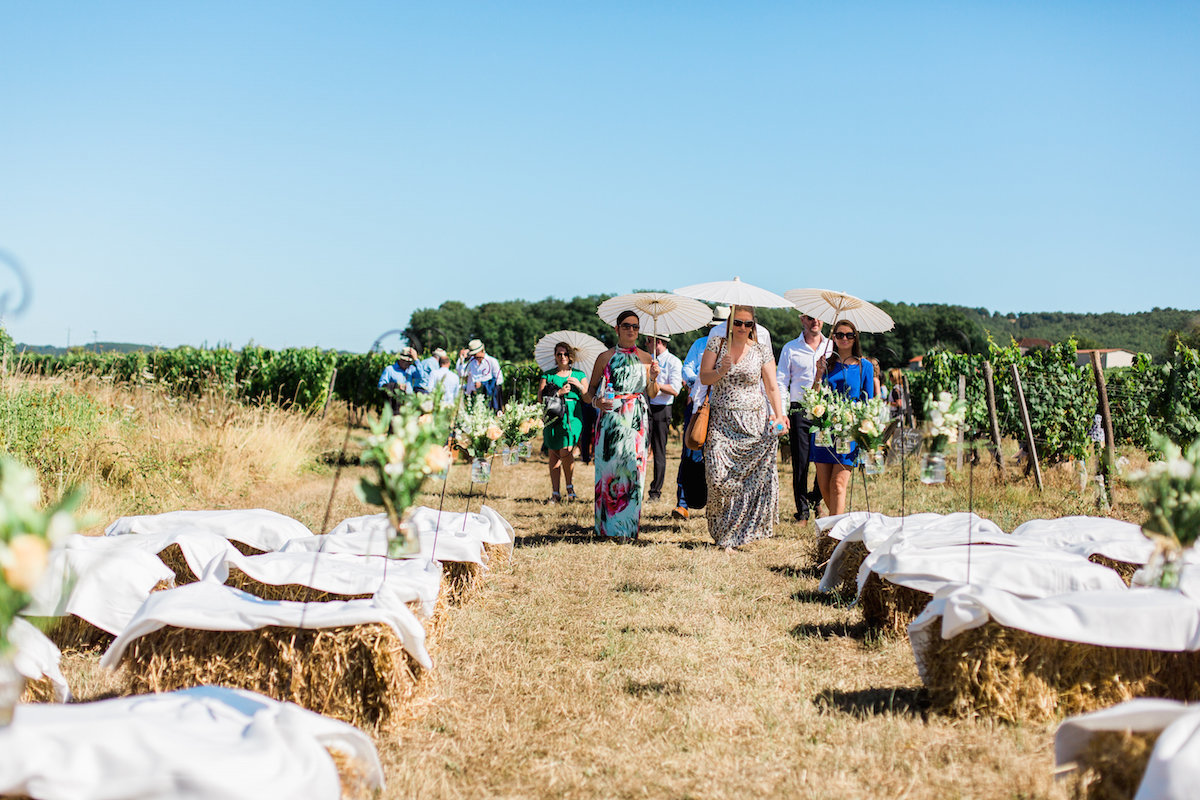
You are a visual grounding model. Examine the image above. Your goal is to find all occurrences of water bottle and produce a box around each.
[605,386,615,412]
[773,421,785,436]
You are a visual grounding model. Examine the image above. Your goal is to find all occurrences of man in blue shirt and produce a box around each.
[378,346,432,402]
[672,305,729,520]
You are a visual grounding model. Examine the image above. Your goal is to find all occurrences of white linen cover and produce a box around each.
[9,617,70,702]
[1056,699,1200,800]
[23,544,176,634]
[857,543,1128,599]
[100,581,431,669]
[65,529,241,582]
[1010,516,1157,564]
[105,509,313,552]
[908,584,1200,683]
[201,549,443,619]
[818,512,1008,593]
[0,686,382,800]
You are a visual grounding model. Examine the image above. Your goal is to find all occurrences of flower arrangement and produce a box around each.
[356,390,453,557]
[497,401,545,449]
[924,391,967,453]
[801,383,843,446]
[851,394,892,454]
[453,395,504,461]
[1129,435,1200,588]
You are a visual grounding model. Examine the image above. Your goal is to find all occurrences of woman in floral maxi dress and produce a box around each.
[699,305,790,552]
[583,310,660,539]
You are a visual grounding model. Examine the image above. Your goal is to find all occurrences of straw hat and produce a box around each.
[467,339,485,356]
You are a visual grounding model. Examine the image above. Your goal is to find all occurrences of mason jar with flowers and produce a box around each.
[920,391,967,484]
[851,394,892,475]
[1130,435,1200,589]
[453,395,503,482]
[497,401,545,465]
[357,390,453,557]
[801,383,840,449]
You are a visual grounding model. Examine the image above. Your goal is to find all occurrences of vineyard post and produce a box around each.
[900,373,915,428]
[1010,363,1043,491]
[322,367,338,419]
[956,374,966,471]
[1089,351,1117,496]
[982,361,1004,476]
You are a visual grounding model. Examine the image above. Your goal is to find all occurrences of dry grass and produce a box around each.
[1069,730,1158,800]
[860,574,933,637]
[119,623,423,731]
[922,619,1200,723]
[31,374,1162,799]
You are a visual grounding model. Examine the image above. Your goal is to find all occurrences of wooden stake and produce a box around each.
[956,374,966,470]
[982,361,1004,476]
[1089,351,1117,497]
[1010,363,1043,492]
[900,373,915,428]
[321,368,338,419]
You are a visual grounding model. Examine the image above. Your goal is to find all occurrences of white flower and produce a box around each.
[46,511,76,546]
[420,397,434,413]
[384,461,404,476]
[386,438,406,465]
[1167,458,1195,480]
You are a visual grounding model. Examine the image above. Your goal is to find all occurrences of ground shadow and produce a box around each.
[625,678,684,698]
[768,563,823,579]
[619,624,701,637]
[790,588,853,607]
[813,686,928,720]
[790,621,870,640]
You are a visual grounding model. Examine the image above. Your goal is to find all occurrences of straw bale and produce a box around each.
[814,535,836,570]
[483,541,512,572]
[832,541,868,596]
[158,542,266,585]
[223,567,373,604]
[325,747,378,800]
[1087,554,1139,587]
[1070,729,1159,800]
[442,561,485,606]
[18,677,58,704]
[859,573,931,637]
[923,619,1200,723]
[44,615,115,652]
[120,623,423,730]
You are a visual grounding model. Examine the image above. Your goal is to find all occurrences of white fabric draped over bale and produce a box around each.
[0,686,382,800]
[99,581,432,670]
[23,544,176,634]
[857,543,1128,600]
[1010,516,1164,565]
[200,549,444,619]
[67,528,241,582]
[908,584,1200,683]
[105,509,314,552]
[1056,699,1200,800]
[8,618,70,702]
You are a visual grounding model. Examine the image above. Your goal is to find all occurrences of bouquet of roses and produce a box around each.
[1129,435,1200,588]
[851,394,892,454]
[924,391,967,454]
[356,389,453,557]
[2,459,86,649]
[453,395,504,460]
[801,383,841,447]
[497,401,545,449]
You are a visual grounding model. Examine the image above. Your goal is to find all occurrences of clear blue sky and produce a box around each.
[2,1,1197,351]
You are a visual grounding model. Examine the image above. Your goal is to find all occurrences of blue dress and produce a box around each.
[811,359,875,467]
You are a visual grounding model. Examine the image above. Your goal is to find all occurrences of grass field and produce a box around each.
[13,376,1149,799]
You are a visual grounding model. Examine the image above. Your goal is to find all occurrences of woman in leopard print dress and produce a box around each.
[699,305,789,551]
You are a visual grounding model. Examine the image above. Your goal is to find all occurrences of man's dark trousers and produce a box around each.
[787,405,820,519]
[648,403,672,497]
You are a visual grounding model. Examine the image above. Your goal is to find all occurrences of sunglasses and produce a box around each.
[833,331,857,340]
[555,351,570,357]
[618,322,640,330]
[730,319,754,329]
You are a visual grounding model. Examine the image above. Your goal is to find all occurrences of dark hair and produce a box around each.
[827,318,862,364]
[615,309,639,326]
[554,341,576,361]
[730,304,758,343]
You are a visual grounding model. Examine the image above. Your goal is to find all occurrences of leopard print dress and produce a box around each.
[703,337,780,547]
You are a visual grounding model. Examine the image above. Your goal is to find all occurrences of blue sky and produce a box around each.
[2,1,1197,351]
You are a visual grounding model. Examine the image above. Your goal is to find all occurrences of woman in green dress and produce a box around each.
[537,342,588,502]
[583,311,660,540]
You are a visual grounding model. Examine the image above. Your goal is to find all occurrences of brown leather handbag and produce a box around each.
[683,337,724,450]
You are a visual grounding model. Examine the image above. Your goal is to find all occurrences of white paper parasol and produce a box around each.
[532,330,608,375]
[783,288,895,333]
[596,292,714,342]
[673,276,793,309]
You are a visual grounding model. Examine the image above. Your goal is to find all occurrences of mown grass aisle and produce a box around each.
[379,445,1073,800]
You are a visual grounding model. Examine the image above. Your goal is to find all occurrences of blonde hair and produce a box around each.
[729,304,758,343]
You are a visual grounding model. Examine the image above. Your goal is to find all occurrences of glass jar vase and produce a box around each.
[470,457,491,483]
[920,452,946,484]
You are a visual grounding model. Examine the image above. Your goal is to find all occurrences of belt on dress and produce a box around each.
[611,393,642,399]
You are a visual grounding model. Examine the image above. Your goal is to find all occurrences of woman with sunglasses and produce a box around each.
[811,318,875,515]
[699,304,789,553]
[537,342,588,502]
[582,310,660,539]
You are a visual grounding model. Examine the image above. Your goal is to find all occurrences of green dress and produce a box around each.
[594,348,649,539]
[542,368,586,450]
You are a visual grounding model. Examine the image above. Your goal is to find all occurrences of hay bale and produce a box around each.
[223,567,374,604]
[483,541,512,572]
[325,747,379,800]
[44,615,115,653]
[18,677,58,704]
[442,561,484,606]
[814,535,836,569]
[859,573,932,637]
[1087,554,1139,587]
[1071,730,1159,800]
[834,541,868,596]
[922,619,1200,722]
[159,542,266,585]
[121,623,422,730]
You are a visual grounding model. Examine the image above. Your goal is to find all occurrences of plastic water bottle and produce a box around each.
[773,421,785,435]
[605,386,615,411]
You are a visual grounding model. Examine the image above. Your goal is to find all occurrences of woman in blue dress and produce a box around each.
[811,319,874,516]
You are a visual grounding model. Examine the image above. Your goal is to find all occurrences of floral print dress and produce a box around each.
[704,337,780,547]
[594,348,649,539]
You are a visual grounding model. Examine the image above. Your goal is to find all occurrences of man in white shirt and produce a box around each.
[458,339,504,410]
[429,354,460,403]
[776,313,832,522]
[647,335,683,502]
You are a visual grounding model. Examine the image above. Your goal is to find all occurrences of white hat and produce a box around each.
[709,305,731,325]
[467,339,485,356]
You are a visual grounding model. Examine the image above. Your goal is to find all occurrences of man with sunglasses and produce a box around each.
[777,313,832,523]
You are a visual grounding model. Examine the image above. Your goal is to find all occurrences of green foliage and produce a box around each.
[1149,342,1200,447]
[1104,354,1160,448]
[1132,434,1200,546]
[0,384,103,478]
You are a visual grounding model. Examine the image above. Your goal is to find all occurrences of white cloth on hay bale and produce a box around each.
[105,508,314,552]
[1010,516,1162,565]
[818,512,1007,593]
[8,617,70,702]
[908,584,1200,683]
[99,581,431,670]
[0,686,382,800]
[200,549,444,619]
[23,544,176,635]
[66,528,241,583]
[857,542,1127,600]
[287,504,515,567]
[1056,699,1200,800]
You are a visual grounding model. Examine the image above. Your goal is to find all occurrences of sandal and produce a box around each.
[549,491,561,504]
[566,484,577,501]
